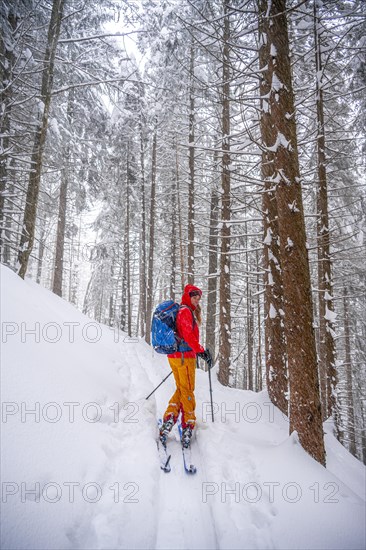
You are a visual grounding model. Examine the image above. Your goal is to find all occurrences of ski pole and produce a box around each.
[145,371,173,400]
[207,354,214,423]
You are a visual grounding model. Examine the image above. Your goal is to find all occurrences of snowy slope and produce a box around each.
[1,264,365,550]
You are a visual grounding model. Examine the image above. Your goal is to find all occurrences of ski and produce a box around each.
[158,440,171,472]
[178,423,197,475]
[157,419,171,473]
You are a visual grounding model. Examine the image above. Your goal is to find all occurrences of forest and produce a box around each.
[1,0,365,466]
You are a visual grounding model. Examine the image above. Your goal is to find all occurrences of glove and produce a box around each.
[197,348,212,365]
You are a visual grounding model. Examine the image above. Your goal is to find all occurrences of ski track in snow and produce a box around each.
[138,347,218,550]
[63,338,365,550]
[66,341,160,549]
[2,266,365,550]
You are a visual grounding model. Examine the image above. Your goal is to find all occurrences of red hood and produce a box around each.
[181,284,202,310]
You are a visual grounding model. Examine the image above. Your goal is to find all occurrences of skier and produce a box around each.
[159,284,211,449]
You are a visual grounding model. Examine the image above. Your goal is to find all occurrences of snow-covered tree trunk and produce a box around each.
[0,4,18,260]
[52,166,68,297]
[313,2,338,423]
[126,154,132,336]
[53,89,73,297]
[259,0,288,415]
[145,125,157,345]
[138,113,147,337]
[343,287,356,456]
[218,0,232,387]
[170,168,177,300]
[247,288,254,391]
[36,226,46,284]
[17,0,65,279]
[205,163,219,359]
[176,141,185,293]
[187,44,195,284]
[258,0,325,466]
[256,249,263,392]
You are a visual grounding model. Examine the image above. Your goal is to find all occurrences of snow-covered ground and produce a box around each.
[1,264,365,549]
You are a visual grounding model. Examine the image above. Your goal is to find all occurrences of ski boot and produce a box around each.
[181,425,193,449]
[159,414,175,447]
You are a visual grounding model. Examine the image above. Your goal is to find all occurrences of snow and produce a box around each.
[1,264,365,550]
[286,237,294,250]
[288,200,300,213]
[324,305,337,323]
[266,132,291,152]
[264,228,272,246]
[324,291,332,301]
[269,303,277,319]
[271,73,283,92]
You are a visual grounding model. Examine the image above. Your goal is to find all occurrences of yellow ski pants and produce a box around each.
[163,357,196,429]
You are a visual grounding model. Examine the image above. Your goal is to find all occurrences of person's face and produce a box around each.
[190,294,201,308]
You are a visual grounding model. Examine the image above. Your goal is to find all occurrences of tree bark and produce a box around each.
[313,2,338,423]
[343,287,356,456]
[258,0,325,466]
[205,153,219,358]
[187,44,195,284]
[52,89,73,296]
[125,152,132,336]
[52,167,68,296]
[245,221,254,391]
[17,0,65,279]
[145,124,157,345]
[0,4,18,260]
[256,249,263,392]
[247,288,254,391]
[36,225,46,284]
[138,109,147,337]
[176,140,185,293]
[170,169,177,300]
[259,0,288,415]
[218,0,232,387]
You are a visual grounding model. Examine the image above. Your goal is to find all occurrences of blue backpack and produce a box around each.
[151,300,194,354]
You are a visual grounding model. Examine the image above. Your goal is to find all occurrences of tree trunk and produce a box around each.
[187,44,195,284]
[205,155,219,358]
[17,0,65,278]
[258,1,288,415]
[145,124,157,345]
[0,5,18,260]
[245,221,254,391]
[36,225,46,284]
[218,0,232,387]
[247,289,254,391]
[256,249,263,392]
[258,0,325,466]
[176,140,185,293]
[126,153,132,336]
[343,287,356,456]
[170,169,177,300]
[52,167,68,297]
[138,112,147,337]
[313,2,338,423]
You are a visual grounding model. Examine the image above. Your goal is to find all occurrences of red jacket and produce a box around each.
[168,285,205,359]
